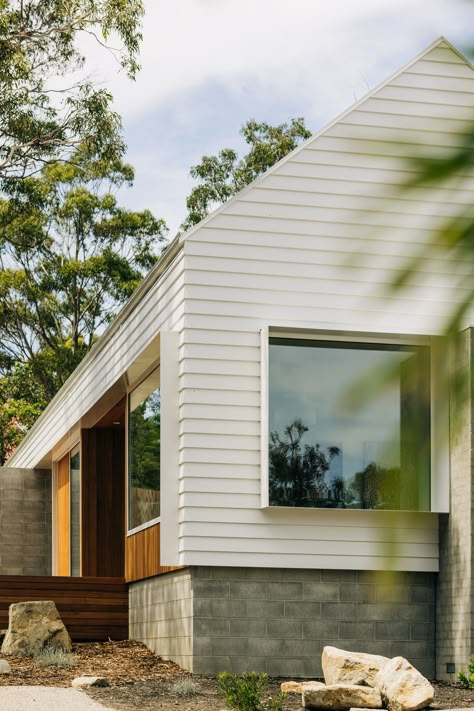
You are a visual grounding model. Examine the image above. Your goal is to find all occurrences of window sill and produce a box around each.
[260,503,436,514]
[127,516,161,537]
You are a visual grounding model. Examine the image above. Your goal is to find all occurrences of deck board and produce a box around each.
[0,575,128,641]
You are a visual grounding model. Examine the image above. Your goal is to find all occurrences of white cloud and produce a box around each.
[88,0,474,123]
[81,0,474,232]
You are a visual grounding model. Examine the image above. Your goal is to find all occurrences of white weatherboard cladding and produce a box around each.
[9,253,185,469]
[176,40,474,572]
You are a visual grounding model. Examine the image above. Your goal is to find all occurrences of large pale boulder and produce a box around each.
[303,684,383,710]
[374,656,434,711]
[322,646,390,687]
[1,601,72,656]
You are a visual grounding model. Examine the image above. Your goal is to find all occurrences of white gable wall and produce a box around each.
[173,40,474,572]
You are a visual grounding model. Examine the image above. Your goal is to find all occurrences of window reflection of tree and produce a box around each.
[269,418,342,507]
[346,462,400,510]
[269,419,404,510]
[129,389,161,528]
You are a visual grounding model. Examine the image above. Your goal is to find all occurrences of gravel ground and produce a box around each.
[86,677,474,711]
[2,642,474,711]
[0,687,114,711]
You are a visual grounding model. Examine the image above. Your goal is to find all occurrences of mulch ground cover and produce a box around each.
[1,640,474,711]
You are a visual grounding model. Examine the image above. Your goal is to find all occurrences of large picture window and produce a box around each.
[268,338,431,511]
[128,368,161,531]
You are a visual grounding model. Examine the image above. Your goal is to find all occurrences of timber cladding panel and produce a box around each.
[125,523,182,582]
[56,454,70,576]
[0,576,128,641]
[81,428,125,577]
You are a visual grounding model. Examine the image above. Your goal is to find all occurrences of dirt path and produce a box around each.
[0,687,114,711]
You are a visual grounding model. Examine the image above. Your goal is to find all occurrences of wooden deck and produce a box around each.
[0,575,128,641]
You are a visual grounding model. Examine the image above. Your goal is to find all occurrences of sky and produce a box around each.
[85,0,474,237]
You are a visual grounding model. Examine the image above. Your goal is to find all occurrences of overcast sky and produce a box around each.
[87,0,474,237]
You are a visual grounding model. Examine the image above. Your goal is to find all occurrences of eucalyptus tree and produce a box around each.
[0,149,167,403]
[0,0,143,184]
[181,118,311,230]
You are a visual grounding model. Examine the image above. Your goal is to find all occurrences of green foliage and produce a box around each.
[218,672,287,711]
[0,397,44,465]
[0,360,47,464]
[391,125,474,336]
[182,118,311,230]
[129,390,161,490]
[458,656,474,689]
[0,0,144,182]
[35,645,77,668]
[0,149,166,459]
[347,462,401,510]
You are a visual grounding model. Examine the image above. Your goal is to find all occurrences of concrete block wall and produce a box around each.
[129,568,193,671]
[130,566,435,677]
[192,567,435,678]
[436,328,473,680]
[0,468,52,575]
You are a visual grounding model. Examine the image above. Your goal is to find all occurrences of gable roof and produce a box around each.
[179,36,474,244]
[6,36,474,469]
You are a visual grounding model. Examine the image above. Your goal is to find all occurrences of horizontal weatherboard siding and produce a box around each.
[175,40,471,571]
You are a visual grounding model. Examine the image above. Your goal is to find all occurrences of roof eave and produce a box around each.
[5,233,183,468]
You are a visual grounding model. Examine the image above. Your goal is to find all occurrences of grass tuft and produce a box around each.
[171,677,201,696]
[36,646,77,668]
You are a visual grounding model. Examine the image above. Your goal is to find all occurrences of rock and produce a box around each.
[374,657,434,711]
[350,708,387,711]
[1,601,72,656]
[322,646,390,687]
[281,681,304,693]
[71,676,110,688]
[281,681,325,693]
[0,659,11,674]
[303,684,383,710]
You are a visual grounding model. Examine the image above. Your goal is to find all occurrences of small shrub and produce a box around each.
[266,692,288,711]
[459,656,474,688]
[36,646,77,668]
[172,677,201,696]
[218,671,287,711]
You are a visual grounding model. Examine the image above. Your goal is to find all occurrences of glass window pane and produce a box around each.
[128,368,161,530]
[268,339,430,511]
[70,444,81,576]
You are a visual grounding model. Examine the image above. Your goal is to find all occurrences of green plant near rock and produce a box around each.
[36,646,77,668]
[218,671,287,711]
[458,656,474,689]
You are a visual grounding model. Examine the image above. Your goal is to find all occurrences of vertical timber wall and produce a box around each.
[0,468,52,575]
